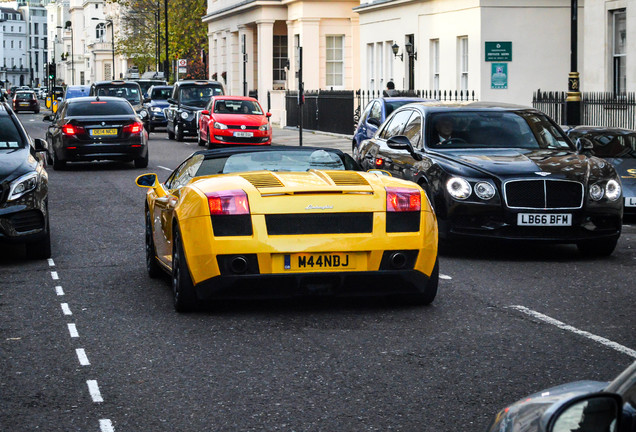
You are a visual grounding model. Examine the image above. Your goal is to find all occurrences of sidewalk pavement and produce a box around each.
[272,126,352,155]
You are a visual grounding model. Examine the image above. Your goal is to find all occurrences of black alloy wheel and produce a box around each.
[145,210,162,278]
[171,227,197,312]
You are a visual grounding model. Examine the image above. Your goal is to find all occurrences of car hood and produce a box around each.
[435,148,606,182]
[0,147,34,183]
[212,113,267,126]
[486,380,608,432]
[148,100,169,108]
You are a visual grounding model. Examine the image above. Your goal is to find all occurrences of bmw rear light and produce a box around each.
[386,188,421,212]
[62,124,85,136]
[206,190,250,215]
[123,122,144,134]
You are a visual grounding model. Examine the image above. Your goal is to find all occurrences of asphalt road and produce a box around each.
[1,111,634,432]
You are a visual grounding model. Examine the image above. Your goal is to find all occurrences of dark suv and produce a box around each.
[0,102,51,258]
[89,80,149,128]
[165,80,224,141]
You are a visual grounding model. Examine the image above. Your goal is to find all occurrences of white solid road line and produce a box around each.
[157,165,172,171]
[87,380,104,403]
[99,419,115,432]
[76,348,90,366]
[67,323,79,338]
[55,286,64,296]
[509,305,636,359]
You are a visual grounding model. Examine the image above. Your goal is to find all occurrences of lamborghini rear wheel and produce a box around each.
[172,227,197,312]
[404,258,439,305]
[145,210,162,279]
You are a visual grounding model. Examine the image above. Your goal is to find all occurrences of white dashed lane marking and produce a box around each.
[76,349,90,366]
[86,380,104,403]
[55,286,64,296]
[51,271,59,280]
[67,323,79,338]
[61,303,72,316]
[100,419,115,432]
[509,305,636,359]
[439,274,452,280]
[157,165,172,171]
[48,258,55,267]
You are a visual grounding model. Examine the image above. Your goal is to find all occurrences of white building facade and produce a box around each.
[356,0,584,105]
[0,7,29,87]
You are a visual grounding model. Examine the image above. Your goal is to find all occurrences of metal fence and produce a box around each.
[533,90,636,129]
[284,89,476,135]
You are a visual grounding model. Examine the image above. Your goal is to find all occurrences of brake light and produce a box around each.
[386,187,421,212]
[62,124,85,135]
[374,158,384,168]
[123,122,144,134]
[206,190,250,215]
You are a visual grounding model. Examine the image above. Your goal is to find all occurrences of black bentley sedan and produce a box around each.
[43,96,149,170]
[0,102,50,259]
[356,102,623,256]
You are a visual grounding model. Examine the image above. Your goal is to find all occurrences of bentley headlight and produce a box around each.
[214,121,228,130]
[151,107,162,113]
[8,172,39,201]
[589,183,604,201]
[259,123,270,132]
[446,177,472,200]
[474,181,496,200]
[605,179,621,201]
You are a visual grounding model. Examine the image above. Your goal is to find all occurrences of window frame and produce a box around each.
[326,34,345,89]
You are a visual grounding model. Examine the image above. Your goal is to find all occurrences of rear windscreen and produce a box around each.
[15,93,35,100]
[66,100,135,116]
[94,85,141,105]
[0,116,25,148]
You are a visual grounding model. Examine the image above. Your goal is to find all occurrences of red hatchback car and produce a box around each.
[13,91,40,113]
[197,96,271,148]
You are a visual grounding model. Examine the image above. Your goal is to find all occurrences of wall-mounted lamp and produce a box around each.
[405,41,417,60]
[391,43,403,61]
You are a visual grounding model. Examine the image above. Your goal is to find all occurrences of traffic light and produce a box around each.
[48,62,55,80]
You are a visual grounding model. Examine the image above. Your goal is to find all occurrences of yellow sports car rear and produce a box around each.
[136,146,438,311]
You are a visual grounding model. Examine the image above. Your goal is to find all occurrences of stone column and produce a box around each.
[238,24,255,96]
[298,18,320,90]
[256,19,275,108]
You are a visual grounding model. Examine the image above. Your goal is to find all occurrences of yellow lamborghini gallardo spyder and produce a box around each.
[136,146,438,311]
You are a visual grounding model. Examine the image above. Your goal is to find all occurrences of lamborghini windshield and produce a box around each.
[427,111,574,151]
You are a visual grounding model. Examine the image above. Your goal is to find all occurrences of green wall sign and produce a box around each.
[485,42,512,62]
[491,63,508,89]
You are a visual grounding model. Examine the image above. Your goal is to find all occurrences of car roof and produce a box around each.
[93,80,140,86]
[175,80,222,86]
[67,85,90,89]
[65,96,132,103]
[565,125,636,134]
[402,100,537,114]
[212,96,258,102]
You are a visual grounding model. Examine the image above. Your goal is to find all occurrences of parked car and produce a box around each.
[64,85,90,100]
[353,97,430,158]
[356,102,623,256]
[43,96,149,170]
[563,125,636,218]
[37,87,48,99]
[13,91,40,113]
[143,85,173,131]
[165,80,224,141]
[136,145,439,311]
[486,360,636,432]
[197,96,272,148]
[89,80,149,128]
[0,101,51,259]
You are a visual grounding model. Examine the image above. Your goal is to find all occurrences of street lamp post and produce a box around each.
[164,0,169,81]
[565,0,581,125]
[92,18,115,80]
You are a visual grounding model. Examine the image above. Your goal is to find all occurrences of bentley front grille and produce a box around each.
[504,179,584,209]
[266,213,373,235]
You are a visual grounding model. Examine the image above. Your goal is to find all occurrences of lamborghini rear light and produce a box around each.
[62,124,85,136]
[206,190,250,215]
[123,122,144,134]
[386,188,421,212]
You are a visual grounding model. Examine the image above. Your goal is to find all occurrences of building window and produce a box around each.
[431,39,439,90]
[273,35,287,86]
[612,9,626,94]
[458,36,468,91]
[326,35,344,87]
[376,42,383,90]
[96,23,106,40]
[367,43,374,89]
[385,41,393,85]
[34,23,39,34]
[11,41,14,49]
[19,41,22,49]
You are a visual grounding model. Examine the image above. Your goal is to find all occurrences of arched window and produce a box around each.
[96,23,106,40]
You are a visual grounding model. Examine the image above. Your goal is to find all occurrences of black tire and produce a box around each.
[172,227,197,312]
[134,153,149,169]
[403,258,439,305]
[145,210,163,278]
[167,124,175,140]
[26,209,51,260]
[577,237,618,257]
[175,124,184,142]
[148,124,154,132]
[197,128,205,146]
[206,128,215,149]
[52,149,66,170]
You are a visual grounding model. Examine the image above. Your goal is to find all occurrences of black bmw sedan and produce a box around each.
[44,96,149,170]
[0,102,50,259]
[356,102,623,256]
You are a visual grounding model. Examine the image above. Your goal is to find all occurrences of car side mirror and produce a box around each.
[387,135,423,161]
[548,394,621,432]
[136,173,158,188]
[33,138,48,152]
[167,98,177,105]
[368,117,381,127]
[576,137,594,153]
[201,110,209,115]
[266,112,272,118]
